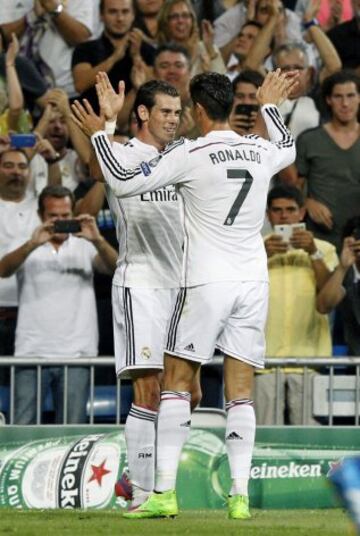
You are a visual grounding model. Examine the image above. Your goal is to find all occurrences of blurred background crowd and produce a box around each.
[0,0,360,425]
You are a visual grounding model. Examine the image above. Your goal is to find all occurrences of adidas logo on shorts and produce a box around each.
[180,420,191,427]
[226,431,243,440]
[184,343,195,352]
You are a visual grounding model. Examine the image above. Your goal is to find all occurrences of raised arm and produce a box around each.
[71,72,188,197]
[306,25,342,82]
[72,37,130,94]
[244,3,279,73]
[0,223,53,278]
[44,88,93,165]
[5,34,24,131]
[257,70,297,171]
[91,132,187,197]
[39,0,92,47]
[316,237,356,314]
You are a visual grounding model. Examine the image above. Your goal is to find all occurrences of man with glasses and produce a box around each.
[273,43,319,139]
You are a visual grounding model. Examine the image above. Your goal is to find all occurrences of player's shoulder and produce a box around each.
[162,136,189,156]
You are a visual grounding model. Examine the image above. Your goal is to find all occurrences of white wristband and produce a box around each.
[310,249,324,261]
[105,120,116,135]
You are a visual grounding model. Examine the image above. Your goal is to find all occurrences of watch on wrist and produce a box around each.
[45,152,61,164]
[310,249,324,261]
[303,18,319,30]
[49,3,64,17]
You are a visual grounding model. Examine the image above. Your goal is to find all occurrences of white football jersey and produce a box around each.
[92,105,295,287]
[107,137,183,288]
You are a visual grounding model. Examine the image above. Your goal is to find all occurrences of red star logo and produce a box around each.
[327,458,343,477]
[88,459,111,486]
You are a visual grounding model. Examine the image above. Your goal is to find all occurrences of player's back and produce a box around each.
[92,104,295,288]
[108,138,182,288]
[179,130,284,287]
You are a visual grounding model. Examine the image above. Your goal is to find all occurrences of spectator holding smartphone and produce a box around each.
[255,185,338,425]
[0,185,118,424]
[230,69,267,136]
[317,217,360,357]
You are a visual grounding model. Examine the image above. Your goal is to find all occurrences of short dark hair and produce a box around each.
[38,185,75,215]
[241,20,262,32]
[0,148,29,165]
[342,216,360,239]
[154,42,191,65]
[267,185,304,209]
[100,0,129,14]
[322,70,360,114]
[133,80,180,126]
[190,72,233,121]
[232,69,264,93]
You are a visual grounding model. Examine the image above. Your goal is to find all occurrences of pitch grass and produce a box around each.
[0,509,352,536]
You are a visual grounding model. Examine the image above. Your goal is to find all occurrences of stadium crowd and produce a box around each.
[0,0,359,430]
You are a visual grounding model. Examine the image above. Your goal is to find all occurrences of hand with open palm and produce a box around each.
[95,72,125,122]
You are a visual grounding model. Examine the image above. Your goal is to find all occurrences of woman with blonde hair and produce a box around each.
[157,0,226,76]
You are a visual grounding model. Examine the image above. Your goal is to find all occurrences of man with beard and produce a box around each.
[0,148,39,359]
[28,92,90,196]
[71,0,155,113]
[0,184,118,424]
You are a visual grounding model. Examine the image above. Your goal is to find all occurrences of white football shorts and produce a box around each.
[112,285,178,378]
[166,280,269,368]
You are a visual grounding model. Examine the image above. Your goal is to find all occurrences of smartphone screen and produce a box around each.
[234,104,259,116]
[53,220,81,234]
[9,134,37,148]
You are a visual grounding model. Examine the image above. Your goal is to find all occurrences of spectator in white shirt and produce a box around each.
[0,184,118,424]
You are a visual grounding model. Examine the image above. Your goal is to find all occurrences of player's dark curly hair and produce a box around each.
[190,72,233,121]
[133,80,180,127]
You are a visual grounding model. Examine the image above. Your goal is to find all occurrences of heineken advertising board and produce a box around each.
[0,426,359,510]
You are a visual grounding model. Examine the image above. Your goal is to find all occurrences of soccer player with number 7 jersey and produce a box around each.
[73,68,298,520]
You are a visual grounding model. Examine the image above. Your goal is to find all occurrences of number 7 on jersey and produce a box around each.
[224,169,254,226]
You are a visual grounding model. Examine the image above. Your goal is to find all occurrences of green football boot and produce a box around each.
[123,490,178,519]
[228,494,251,520]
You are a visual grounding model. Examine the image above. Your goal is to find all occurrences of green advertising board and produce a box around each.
[0,426,359,510]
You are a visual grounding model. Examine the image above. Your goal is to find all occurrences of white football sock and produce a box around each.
[155,391,191,493]
[125,403,157,500]
[225,399,256,497]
